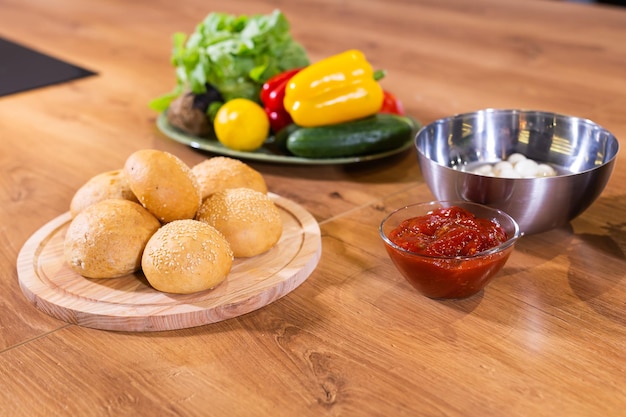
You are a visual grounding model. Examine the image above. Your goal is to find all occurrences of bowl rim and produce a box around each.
[414,108,620,178]
[379,200,521,260]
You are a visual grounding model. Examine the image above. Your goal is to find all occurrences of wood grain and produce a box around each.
[16,194,321,331]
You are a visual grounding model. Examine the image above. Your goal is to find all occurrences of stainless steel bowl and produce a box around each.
[415,109,619,234]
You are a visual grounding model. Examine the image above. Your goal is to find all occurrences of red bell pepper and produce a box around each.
[380,90,405,115]
[260,68,302,132]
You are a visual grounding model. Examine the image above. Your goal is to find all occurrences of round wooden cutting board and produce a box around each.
[17,194,322,332]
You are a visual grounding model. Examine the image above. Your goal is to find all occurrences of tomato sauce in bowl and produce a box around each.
[380,202,520,299]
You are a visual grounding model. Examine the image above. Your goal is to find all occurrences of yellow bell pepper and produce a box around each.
[283,49,384,127]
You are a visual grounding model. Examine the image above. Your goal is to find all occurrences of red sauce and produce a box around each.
[388,206,507,257]
[385,206,512,299]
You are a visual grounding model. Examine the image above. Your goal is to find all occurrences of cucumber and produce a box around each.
[285,114,416,158]
[273,123,300,153]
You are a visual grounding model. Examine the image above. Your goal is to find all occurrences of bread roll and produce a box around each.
[69,169,138,217]
[141,219,233,294]
[192,156,267,200]
[64,199,160,279]
[124,149,201,223]
[196,188,282,258]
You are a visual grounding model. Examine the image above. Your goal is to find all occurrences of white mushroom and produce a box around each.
[507,153,527,164]
[465,154,557,178]
[514,158,539,177]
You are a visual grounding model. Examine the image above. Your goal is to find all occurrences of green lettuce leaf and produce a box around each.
[150,9,309,112]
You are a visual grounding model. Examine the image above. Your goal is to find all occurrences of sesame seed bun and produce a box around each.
[191,156,267,200]
[124,149,201,223]
[196,188,282,258]
[64,199,161,279]
[69,169,139,217]
[141,219,233,294]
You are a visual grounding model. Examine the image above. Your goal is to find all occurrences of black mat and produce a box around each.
[0,37,96,97]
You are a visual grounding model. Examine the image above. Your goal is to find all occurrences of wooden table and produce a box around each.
[1,0,625,415]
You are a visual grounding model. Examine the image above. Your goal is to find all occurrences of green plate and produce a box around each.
[157,112,420,165]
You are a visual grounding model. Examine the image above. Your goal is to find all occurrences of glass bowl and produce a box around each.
[380,201,521,299]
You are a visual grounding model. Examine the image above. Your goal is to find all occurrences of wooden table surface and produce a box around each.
[1,0,625,415]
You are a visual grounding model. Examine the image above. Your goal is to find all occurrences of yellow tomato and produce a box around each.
[214,99,270,151]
